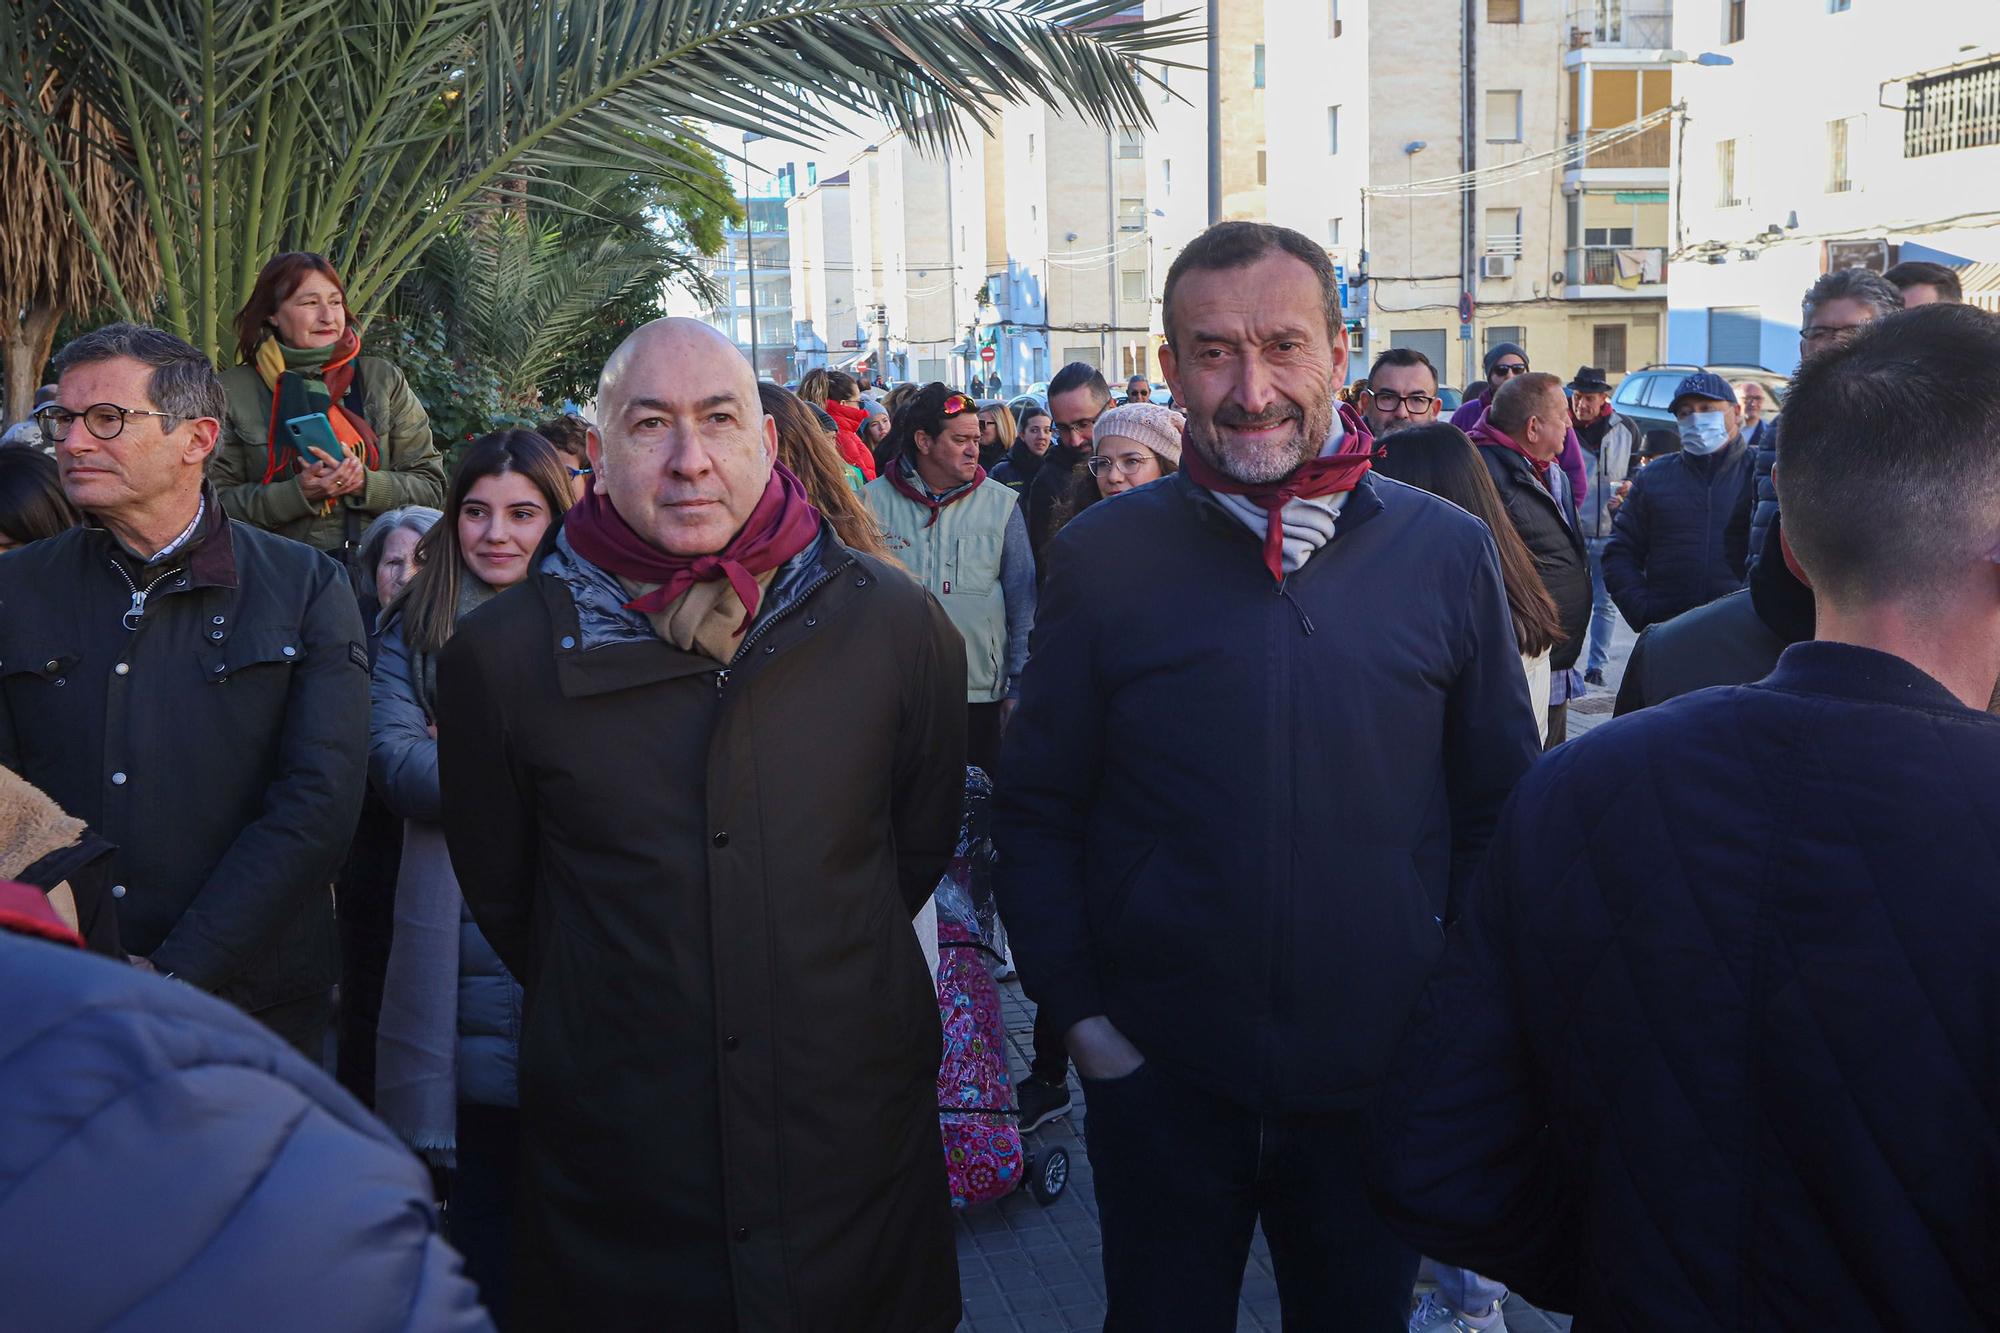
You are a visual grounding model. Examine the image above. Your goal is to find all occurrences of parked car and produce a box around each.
[1610,363,1788,434]
[1437,386,1464,413]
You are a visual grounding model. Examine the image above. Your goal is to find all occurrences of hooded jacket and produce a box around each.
[825,400,879,481]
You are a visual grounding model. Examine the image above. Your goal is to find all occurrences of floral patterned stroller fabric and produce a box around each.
[935,767,1021,1209]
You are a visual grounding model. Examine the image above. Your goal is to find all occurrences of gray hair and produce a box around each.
[50,323,226,428]
[1801,268,1903,326]
[354,505,442,579]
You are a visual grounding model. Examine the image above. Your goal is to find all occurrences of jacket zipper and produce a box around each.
[109,558,183,631]
[715,555,858,690]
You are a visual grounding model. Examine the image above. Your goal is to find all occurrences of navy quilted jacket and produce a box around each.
[1746,418,1780,576]
[1600,437,1755,631]
[1370,641,2000,1329]
[0,931,493,1333]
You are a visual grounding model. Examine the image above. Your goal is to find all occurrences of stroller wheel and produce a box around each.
[1030,1146,1070,1204]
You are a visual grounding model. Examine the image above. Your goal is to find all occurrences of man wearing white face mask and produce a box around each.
[1601,372,1755,632]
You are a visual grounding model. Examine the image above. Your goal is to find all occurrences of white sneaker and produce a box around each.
[1409,1291,1454,1333]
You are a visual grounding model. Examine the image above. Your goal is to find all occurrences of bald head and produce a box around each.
[585,316,778,556]
[598,317,757,415]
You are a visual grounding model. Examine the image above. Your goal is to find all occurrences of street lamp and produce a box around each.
[741,131,766,379]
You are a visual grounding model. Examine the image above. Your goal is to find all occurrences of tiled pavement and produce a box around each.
[951,982,1574,1333]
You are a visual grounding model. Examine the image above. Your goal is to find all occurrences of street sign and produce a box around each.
[980,346,996,363]
[1458,293,1474,325]
[841,339,861,349]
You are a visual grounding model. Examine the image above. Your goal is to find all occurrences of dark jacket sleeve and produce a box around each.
[1443,533,1543,918]
[1746,427,1779,576]
[893,590,969,916]
[149,566,370,987]
[369,622,441,824]
[1601,476,1651,631]
[1613,628,1653,717]
[1368,767,1579,1309]
[435,620,537,978]
[990,528,1107,1038]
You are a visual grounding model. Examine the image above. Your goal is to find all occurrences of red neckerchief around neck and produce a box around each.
[562,464,821,636]
[1180,401,1378,583]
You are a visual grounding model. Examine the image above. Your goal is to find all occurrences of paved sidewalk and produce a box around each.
[952,982,1573,1333]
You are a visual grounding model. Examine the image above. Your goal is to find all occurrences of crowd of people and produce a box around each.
[0,225,1996,1333]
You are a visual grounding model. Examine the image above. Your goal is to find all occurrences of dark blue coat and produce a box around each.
[1747,418,1780,575]
[1601,437,1754,631]
[0,931,493,1332]
[1371,642,2000,1328]
[370,620,521,1109]
[993,471,1540,1112]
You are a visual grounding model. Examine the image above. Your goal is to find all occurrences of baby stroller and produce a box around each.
[935,767,1070,1209]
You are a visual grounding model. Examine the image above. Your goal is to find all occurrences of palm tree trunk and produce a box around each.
[0,300,60,426]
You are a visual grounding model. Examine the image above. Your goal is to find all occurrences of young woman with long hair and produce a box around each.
[757,383,891,560]
[1373,422,1564,741]
[976,401,1017,469]
[0,447,80,552]
[370,430,574,1325]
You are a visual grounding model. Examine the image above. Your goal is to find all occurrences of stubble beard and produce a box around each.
[1188,391,1338,485]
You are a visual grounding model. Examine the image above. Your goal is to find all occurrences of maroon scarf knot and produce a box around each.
[1179,402,1379,582]
[885,457,989,528]
[563,463,822,636]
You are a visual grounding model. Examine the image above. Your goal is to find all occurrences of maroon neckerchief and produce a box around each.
[562,463,821,635]
[885,455,989,528]
[0,880,82,949]
[1467,419,1558,498]
[1179,401,1378,584]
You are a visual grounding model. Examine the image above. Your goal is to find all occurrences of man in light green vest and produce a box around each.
[863,384,1036,776]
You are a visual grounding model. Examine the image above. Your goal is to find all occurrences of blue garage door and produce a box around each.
[1707,307,1762,366]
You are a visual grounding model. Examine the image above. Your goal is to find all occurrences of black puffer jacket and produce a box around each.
[1600,437,1755,631]
[1471,429,1590,674]
[1747,417,1780,575]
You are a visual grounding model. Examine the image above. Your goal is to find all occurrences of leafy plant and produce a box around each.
[1,0,1190,371]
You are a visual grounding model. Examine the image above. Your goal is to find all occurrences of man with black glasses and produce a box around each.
[0,323,370,1054]
[1359,348,1442,438]
[1124,373,1153,403]
[1026,362,1112,568]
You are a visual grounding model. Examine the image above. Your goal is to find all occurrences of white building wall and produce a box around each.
[1669,5,2000,373]
[786,180,855,372]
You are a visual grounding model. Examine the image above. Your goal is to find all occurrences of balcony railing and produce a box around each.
[1567,246,1667,287]
[1568,122,1671,169]
[1567,3,1672,49]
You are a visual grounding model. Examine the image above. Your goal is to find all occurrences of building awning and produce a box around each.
[1954,261,2000,312]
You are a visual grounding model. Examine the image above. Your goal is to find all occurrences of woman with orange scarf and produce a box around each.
[213,253,445,555]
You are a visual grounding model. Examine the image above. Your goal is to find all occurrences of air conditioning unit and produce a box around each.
[1480,255,1516,280]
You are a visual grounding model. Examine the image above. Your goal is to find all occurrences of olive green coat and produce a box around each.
[212,358,446,553]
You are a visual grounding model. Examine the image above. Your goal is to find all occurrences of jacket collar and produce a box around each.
[539,517,851,698]
[1682,435,1747,478]
[1761,640,1986,716]
[886,454,988,524]
[84,481,237,590]
[1173,469,1385,565]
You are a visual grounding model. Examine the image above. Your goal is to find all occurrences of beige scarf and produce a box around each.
[619,570,779,665]
[0,766,88,933]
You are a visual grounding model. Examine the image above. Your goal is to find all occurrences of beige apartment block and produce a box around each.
[786,172,855,375]
[1363,0,1670,389]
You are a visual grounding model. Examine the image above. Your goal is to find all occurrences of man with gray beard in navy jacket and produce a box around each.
[994,221,1541,1332]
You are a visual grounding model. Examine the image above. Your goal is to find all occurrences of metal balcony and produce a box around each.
[1567,3,1672,50]
[1566,122,1672,171]
[1566,245,1667,290]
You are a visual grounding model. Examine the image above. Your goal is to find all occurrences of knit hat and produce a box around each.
[1483,342,1529,376]
[1091,402,1183,466]
[1667,370,1738,415]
